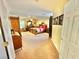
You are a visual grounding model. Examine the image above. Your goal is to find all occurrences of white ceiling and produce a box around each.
[9,4,52,17]
[6,0,69,17]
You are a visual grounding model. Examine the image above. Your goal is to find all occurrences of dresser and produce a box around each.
[12,32,22,50]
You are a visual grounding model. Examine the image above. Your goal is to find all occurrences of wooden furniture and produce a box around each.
[12,33,22,50]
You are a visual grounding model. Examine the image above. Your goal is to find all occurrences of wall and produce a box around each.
[37,18,49,28]
[20,19,26,29]
[19,16,27,29]
[52,25,62,52]
[20,16,49,29]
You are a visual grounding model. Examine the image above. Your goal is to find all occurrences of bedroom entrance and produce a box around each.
[0,0,63,59]
[9,15,59,59]
[9,15,52,49]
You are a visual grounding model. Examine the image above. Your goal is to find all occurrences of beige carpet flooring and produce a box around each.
[15,32,59,59]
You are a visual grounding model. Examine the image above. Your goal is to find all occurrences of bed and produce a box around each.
[29,25,48,34]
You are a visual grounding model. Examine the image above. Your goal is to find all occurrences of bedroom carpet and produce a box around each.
[15,32,59,59]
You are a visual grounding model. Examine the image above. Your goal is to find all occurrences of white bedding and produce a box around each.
[22,32,49,43]
[22,32,49,47]
[28,33,49,44]
[12,32,20,36]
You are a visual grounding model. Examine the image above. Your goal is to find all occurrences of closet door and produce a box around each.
[10,17,20,32]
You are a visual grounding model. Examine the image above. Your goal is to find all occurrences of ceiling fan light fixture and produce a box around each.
[35,0,39,2]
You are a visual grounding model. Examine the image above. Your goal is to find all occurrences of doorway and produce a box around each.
[8,15,59,59]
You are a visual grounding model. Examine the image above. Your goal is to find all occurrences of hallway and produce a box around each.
[15,32,59,59]
[1,0,79,59]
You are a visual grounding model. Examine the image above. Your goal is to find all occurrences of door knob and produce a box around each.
[2,41,8,47]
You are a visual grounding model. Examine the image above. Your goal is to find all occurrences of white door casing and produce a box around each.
[0,0,15,59]
[0,23,7,59]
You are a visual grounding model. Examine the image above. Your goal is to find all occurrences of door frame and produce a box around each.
[0,18,10,59]
[49,16,53,38]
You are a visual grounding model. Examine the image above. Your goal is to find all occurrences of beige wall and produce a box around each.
[37,19,49,27]
[20,17,49,29]
[52,25,62,52]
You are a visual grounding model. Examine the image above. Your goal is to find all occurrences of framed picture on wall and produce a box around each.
[59,14,64,25]
[53,17,59,25]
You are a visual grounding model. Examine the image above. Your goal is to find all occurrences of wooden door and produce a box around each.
[10,17,20,32]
